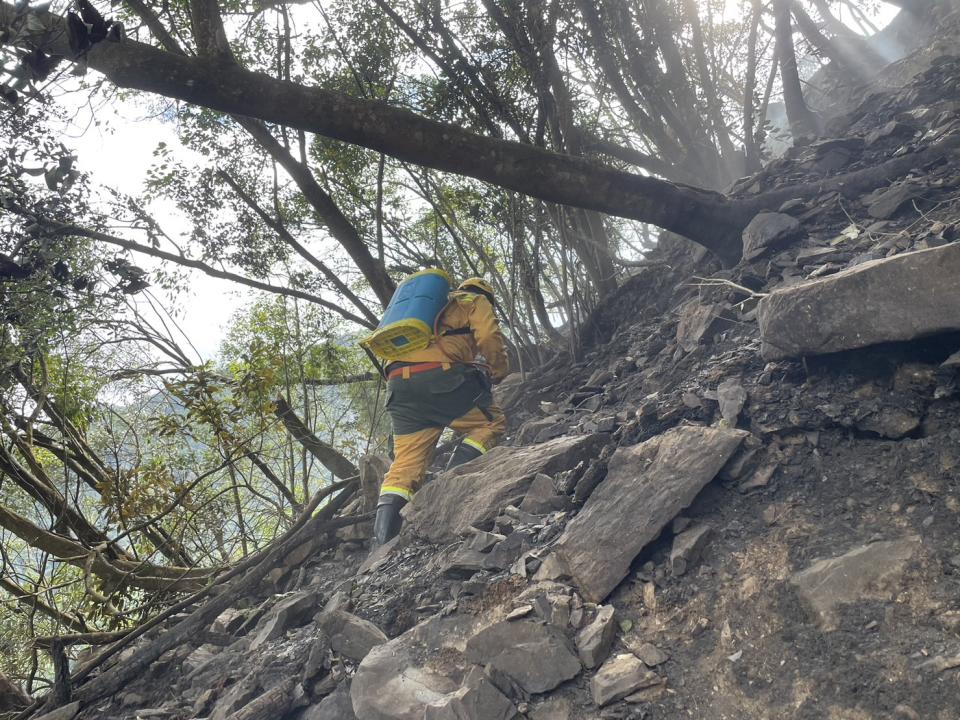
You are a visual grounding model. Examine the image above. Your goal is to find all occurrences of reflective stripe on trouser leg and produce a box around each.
[449,404,507,455]
[381,426,444,500]
[461,438,487,454]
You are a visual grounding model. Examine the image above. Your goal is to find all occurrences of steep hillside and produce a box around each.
[9,27,960,720]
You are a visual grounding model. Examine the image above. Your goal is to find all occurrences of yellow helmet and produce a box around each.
[458,277,495,299]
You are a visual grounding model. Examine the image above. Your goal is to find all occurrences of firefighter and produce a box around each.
[373,278,510,544]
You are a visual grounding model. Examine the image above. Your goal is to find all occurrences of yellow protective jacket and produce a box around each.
[396,291,510,381]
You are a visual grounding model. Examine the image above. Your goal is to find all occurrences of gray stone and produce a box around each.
[576,605,617,669]
[670,524,712,576]
[210,676,264,720]
[676,300,726,353]
[423,668,517,720]
[441,545,489,578]
[942,349,960,367]
[352,614,483,720]
[493,372,525,410]
[795,246,839,265]
[464,620,581,694]
[520,473,572,514]
[250,590,320,650]
[516,416,564,445]
[183,644,219,675]
[627,641,669,667]
[758,244,960,360]
[855,407,921,439]
[210,608,245,635]
[406,434,605,544]
[315,610,386,663]
[298,681,356,720]
[587,368,615,387]
[358,536,399,575]
[529,698,572,720]
[553,426,747,602]
[578,395,603,412]
[484,532,532,571]
[717,379,747,425]
[791,536,921,630]
[465,530,506,552]
[866,120,914,145]
[590,654,661,707]
[742,212,800,260]
[739,463,777,492]
[867,183,922,219]
[33,703,80,720]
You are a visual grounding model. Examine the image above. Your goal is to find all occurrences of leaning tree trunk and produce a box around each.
[773,0,820,142]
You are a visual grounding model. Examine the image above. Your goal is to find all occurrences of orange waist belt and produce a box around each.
[386,362,450,380]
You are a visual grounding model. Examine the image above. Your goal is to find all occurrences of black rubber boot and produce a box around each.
[446,441,483,471]
[373,494,407,544]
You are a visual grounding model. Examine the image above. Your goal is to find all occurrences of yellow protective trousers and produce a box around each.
[379,365,507,501]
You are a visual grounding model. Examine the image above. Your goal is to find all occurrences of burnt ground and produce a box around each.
[440,54,960,718]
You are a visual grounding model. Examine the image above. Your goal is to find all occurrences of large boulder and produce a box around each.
[464,620,581,694]
[423,668,518,720]
[758,243,960,360]
[791,537,921,630]
[552,426,747,602]
[405,434,605,544]
[351,614,484,720]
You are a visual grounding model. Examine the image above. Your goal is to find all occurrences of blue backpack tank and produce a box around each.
[361,269,452,360]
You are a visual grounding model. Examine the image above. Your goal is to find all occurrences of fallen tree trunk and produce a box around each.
[4,3,748,264]
[68,481,359,707]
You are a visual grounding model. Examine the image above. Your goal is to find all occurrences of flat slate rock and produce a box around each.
[464,620,581,694]
[298,681,356,720]
[406,434,604,544]
[742,212,800,260]
[791,536,921,630]
[352,614,484,720]
[423,668,517,720]
[758,243,960,360]
[590,654,661,707]
[675,300,726,353]
[867,182,922,219]
[552,426,747,602]
[315,609,387,663]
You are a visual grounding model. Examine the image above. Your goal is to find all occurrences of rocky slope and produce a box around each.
[10,20,960,720]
